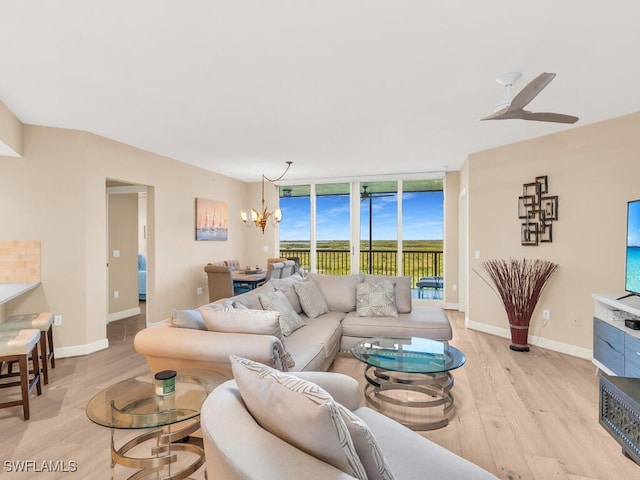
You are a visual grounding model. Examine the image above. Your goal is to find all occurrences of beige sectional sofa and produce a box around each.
[134,273,452,379]
[134,273,496,479]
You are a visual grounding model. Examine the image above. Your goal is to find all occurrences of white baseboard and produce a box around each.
[108,307,141,323]
[465,316,593,360]
[54,338,109,359]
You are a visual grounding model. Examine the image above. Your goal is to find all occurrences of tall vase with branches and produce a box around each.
[481,258,558,352]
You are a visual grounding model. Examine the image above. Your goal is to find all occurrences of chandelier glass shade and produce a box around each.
[241,161,292,234]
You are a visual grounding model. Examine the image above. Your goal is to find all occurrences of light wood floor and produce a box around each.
[1,307,638,479]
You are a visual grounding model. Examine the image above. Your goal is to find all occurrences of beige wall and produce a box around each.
[107,192,139,315]
[462,111,640,357]
[0,123,248,356]
[243,180,281,267]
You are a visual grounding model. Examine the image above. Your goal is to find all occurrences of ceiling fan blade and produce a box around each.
[508,72,556,111]
[520,111,579,124]
[480,107,523,121]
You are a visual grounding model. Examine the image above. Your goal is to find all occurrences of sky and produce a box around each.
[279,191,443,241]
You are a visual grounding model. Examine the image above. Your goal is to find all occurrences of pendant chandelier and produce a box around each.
[241,161,292,234]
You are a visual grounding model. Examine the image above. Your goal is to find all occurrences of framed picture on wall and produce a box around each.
[521,222,538,246]
[518,195,536,219]
[541,195,559,221]
[195,198,228,241]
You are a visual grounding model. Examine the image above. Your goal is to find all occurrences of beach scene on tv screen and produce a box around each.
[626,201,640,293]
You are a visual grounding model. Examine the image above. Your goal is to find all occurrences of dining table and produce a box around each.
[232,269,266,290]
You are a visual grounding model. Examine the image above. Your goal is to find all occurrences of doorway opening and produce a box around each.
[106,180,152,330]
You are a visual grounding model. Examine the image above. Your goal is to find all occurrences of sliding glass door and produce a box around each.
[278,177,443,289]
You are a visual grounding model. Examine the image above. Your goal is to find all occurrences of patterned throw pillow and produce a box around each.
[270,274,304,313]
[294,281,330,318]
[200,308,295,369]
[356,281,398,317]
[259,291,306,336]
[363,275,412,313]
[335,403,397,480]
[230,356,368,480]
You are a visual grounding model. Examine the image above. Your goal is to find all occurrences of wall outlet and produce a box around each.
[543,310,550,320]
[54,315,62,326]
[263,245,269,252]
[113,249,120,258]
[474,250,480,260]
[114,290,119,299]
[452,284,457,291]
[196,287,203,296]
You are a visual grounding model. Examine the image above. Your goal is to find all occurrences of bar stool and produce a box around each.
[0,312,55,385]
[0,329,42,420]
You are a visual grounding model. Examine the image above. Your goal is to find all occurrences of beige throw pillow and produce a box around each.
[356,281,398,317]
[233,282,276,310]
[294,280,330,318]
[307,273,363,312]
[230,356,368,480]
[259,291,306,336]
[200,308,295,369]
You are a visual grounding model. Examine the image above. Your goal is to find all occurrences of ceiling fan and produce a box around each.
[361,185,394,200]
[481,72,579,124]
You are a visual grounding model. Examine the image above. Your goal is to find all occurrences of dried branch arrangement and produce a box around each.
[481,258,558,351]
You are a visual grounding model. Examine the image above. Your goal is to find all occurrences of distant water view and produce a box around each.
[626,246,640,293]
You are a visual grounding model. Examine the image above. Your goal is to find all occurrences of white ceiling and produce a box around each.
[1,1,639,183]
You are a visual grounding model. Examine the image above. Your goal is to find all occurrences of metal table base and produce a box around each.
[363,365,455,431]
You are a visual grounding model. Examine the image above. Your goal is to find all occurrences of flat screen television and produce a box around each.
[624,199,640,297]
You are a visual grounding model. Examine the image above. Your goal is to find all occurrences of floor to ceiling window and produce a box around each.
[316,183,351,275]
[402,179,444,298]
[278,184,311,269]
[359,181,398,275]
[278,176,443,291]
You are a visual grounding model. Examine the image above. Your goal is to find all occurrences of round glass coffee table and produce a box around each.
[351,337,466,431]
[86,370,226,479]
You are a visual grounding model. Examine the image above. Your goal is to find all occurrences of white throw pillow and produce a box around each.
[294,280,330,318]
[259,290,306,336]
[200,308,295,369]
[356,281,398,317]
[335,403,396,480]
[230,356,368,480]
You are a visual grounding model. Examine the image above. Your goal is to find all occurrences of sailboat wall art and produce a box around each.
[195,198,228,241]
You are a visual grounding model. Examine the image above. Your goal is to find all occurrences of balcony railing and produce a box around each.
[281,249,443,288]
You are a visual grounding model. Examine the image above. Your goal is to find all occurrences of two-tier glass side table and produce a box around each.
[86,370,226,479]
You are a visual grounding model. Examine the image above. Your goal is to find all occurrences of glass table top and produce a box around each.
[86,370,225,429]
[351,337,466,374]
